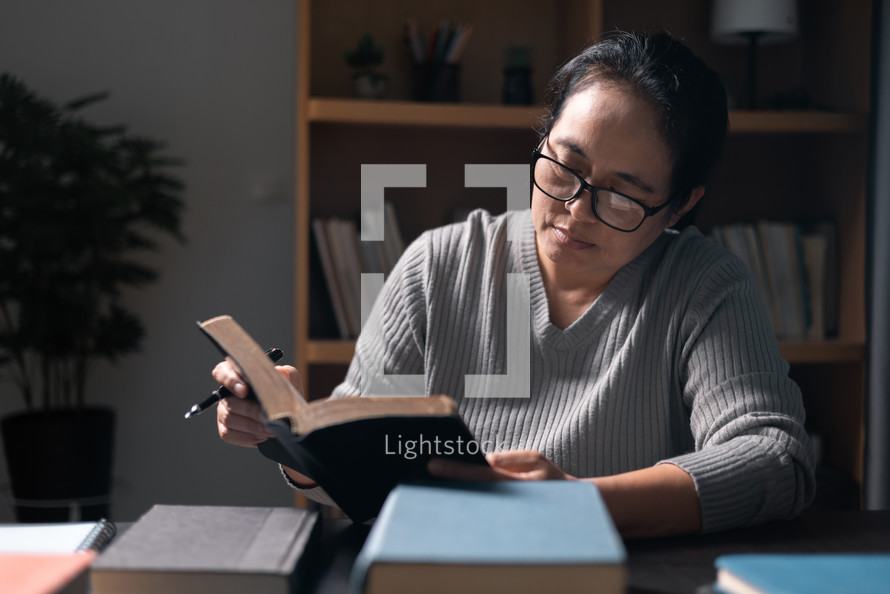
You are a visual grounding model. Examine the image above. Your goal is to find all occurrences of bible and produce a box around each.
[197,315,487,522]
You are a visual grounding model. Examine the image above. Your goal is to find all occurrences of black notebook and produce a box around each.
[197,314,488,523]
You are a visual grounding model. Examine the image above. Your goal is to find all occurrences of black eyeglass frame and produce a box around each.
[531,146,677,233]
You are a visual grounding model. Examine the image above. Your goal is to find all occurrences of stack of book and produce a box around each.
[312,202,405,338]
[708,220,838,341]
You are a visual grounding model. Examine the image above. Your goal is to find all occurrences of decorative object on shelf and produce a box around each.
[711,0,798,109]
[404,18,472,102]
[344,33,388,99]
[0,73,185,522]
[502,45,534,105]
[413,62,461,102]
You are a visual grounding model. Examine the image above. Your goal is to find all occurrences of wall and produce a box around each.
[0,0,297,521]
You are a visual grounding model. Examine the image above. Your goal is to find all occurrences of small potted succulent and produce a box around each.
[343,33,388,99]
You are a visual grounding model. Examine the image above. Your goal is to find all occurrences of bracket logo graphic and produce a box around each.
[358,164,531,399]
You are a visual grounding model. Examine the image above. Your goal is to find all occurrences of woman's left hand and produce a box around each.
[428,450,575,481]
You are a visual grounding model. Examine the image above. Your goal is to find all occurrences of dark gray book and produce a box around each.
[91,504,320,594]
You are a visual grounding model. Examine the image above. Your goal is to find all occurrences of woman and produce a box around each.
[214,31,815,538]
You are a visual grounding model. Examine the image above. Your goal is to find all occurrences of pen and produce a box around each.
[184,347,284,419]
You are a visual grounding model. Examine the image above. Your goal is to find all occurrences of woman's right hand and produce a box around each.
[211,358,303,448]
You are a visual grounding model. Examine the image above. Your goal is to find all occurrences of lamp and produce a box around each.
[711,0,798,109]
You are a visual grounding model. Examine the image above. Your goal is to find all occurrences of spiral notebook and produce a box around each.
[0,518,116,554]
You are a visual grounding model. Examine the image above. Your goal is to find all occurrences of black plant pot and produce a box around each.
[1,407,115,522]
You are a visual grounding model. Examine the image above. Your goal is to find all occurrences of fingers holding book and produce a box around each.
[217,394,275,447]
[211,358,304,399]
[211,358,305,447]
[211,358,250,398]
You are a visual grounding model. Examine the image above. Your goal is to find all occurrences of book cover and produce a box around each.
[0,552,96,594]
[198,315,488,523]
[715,553,890,594]
[312,218,351,339]
[350,481,626,594]
[327,218,362,336]
[90,505,319,594]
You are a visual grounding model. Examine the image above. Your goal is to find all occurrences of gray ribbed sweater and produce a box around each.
[296,209,815,533]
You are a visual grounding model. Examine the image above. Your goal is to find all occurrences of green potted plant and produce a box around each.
[343,33,387,99]
[0,73,185,521]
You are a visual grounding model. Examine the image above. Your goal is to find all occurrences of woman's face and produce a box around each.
[532,82,692,286]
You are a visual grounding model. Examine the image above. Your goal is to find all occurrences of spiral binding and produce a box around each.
[76,518,117,553]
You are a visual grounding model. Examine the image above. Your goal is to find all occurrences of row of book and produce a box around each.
[708,220,838,341]
[8,494,885,593]
[312,202,406,338]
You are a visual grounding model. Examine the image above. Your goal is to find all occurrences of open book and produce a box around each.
[198,315,487,522]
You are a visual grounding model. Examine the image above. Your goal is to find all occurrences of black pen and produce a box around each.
[184,347,284,419]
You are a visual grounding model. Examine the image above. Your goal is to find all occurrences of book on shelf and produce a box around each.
[350,480,626,594]
[709,219,837,342]
[90,505,319,594]
[800,220,839,339]
[714,553,890,594]
[325,218,362,337]
[758,221,808,340]
[311,203,407,339]
[312,218,351,339]
[0,518,116,594]
[198,314,488,522]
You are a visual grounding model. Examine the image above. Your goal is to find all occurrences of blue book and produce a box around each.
[715,553,890,594]
[351,481,626,594]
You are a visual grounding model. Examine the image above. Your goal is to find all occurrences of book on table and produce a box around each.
[350,480,626,594]
[714,553,890,594]
[90,504,319,594]
[197,314,488,523]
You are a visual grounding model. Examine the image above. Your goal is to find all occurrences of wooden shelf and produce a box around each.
[779,340,866,365]
[729,110,868,133]
[298,1,872,497]
[308,98,545,129]
[307,339,864,366]
[306,340,356,364]
[308,98,867,133]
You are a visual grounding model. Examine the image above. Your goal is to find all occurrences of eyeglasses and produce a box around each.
[532,146,674,233]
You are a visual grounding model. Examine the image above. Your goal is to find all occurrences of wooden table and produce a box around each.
[303,510,890,593]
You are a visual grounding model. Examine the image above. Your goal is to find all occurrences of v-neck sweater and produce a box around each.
[302,209,815,533]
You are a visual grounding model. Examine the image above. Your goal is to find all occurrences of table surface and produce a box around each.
[302,509,890,594]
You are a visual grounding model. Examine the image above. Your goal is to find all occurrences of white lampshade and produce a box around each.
[711,0,798,45]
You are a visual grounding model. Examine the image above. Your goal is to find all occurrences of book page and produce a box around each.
[0,522,105,554]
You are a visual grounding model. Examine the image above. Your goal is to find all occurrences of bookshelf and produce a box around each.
[295,0,872,497]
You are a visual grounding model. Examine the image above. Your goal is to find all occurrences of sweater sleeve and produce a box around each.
[661,253,816,533]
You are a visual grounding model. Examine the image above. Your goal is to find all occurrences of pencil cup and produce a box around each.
[413,63,460,102]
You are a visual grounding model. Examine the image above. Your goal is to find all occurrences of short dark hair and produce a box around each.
[540,31,729,214]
